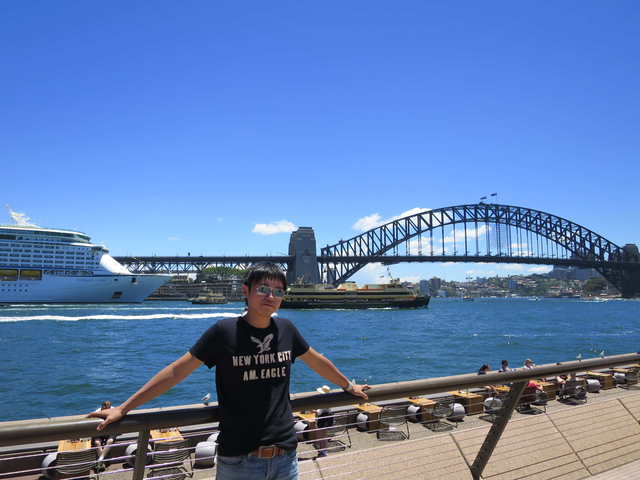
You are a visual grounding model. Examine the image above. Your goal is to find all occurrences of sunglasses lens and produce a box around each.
[256,285,285,298]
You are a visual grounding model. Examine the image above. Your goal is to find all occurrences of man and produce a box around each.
[92,401,116,471]
[477,364,498,395]
[498,359,515,372]
[88,262,369,480]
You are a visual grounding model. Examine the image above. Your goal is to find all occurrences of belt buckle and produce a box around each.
[257,446,277,459]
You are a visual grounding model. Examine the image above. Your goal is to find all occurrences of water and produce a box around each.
[1,298,639,422]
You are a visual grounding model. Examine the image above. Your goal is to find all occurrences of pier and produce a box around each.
[2,353,640,479]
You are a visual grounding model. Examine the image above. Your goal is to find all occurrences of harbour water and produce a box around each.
[1,298,639,422]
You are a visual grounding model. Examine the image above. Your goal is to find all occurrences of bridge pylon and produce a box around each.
[287,227,321,285]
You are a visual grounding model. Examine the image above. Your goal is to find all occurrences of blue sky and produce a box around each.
[2,1,639,284]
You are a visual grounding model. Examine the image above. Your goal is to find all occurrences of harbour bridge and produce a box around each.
[115,204,640,297]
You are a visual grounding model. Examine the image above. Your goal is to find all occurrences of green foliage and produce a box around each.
[487,276,506,288]
[516,279,549,296]
[196,266,246,283]
[583,277,608,293]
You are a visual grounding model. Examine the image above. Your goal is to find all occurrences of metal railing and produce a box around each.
[1,352,639,480]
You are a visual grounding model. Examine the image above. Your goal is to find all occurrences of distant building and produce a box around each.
[149,277,244,300]
[575,268,601,282]
[401,281,417,292]
[419,279,430,295]
[170,275,190,284]
[549,265,602,282]
[429,276,441,292]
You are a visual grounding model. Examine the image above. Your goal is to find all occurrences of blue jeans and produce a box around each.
[216,449,298,480]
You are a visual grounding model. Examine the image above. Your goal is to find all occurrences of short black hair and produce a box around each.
[243,262,287,291]
[501,359,508,365]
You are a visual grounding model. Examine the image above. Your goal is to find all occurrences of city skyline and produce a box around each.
[2,1,639,285]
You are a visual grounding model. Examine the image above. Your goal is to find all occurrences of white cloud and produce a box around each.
[466,269,495,277]
[352,213,382,231]
[352,208,431,231]
[443,225,489,243]
[167,237,180,241]
[252,220,296,235]
[528,266,553,274]
[400,275,420,283]
[498,264,525,272]
[391,207,431,222]
[357,263,388,283]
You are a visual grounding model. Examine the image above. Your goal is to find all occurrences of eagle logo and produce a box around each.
[251,333,274,354]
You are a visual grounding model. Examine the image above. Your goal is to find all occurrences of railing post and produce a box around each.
[132,429,151,480]
[469,381,527,480]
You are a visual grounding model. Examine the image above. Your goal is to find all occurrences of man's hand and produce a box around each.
[86,407,125,431]
[347,383,371,400]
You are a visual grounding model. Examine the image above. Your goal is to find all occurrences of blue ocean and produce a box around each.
[1,298,639,422]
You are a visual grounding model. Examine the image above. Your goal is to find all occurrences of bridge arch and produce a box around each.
[320,204,640,297]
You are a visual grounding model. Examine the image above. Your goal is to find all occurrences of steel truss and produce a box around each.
[320,204,640,296]
[113,255,291,275]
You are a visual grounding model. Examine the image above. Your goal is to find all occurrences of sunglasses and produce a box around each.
[256,285,286,298]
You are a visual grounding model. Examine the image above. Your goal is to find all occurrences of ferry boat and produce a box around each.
[0,205,171,303]
[280,280,430,310]
[191,291,228,305]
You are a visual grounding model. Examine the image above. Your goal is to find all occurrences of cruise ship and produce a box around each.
[0,205,171,303]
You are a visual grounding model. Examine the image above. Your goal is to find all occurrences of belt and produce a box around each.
[251,445,286,459]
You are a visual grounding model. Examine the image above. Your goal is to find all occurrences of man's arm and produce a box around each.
[298,347,370,399]
[87,352,204,430]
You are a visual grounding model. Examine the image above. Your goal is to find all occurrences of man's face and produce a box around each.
[242,277,285,317]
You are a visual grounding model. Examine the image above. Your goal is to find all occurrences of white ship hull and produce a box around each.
[1,271,169,304]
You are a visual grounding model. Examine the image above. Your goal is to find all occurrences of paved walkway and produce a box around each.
[590,459,640,480]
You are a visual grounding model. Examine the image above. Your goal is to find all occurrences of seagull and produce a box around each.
[200,393,211,406]
[576,353,582,362]
[599,351,605,358]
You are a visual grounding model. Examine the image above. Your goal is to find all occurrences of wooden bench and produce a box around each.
[585,371,615,389]
[150,428,184,444]
[58,438,92,453]
[535,381,557,400]
[355,403,383,431]
[448,391,484,415]
[405,397,436,422]
[294,412,318,440]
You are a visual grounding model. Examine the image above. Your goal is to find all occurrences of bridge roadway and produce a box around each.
[113,255,289,274]
[114,254,639,273]
[114,252,640,297]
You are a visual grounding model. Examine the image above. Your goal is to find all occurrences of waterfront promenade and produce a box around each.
[292,385,640,480]
[3,364,640,480]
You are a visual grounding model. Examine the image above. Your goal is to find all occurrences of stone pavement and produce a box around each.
[590,459,640,480]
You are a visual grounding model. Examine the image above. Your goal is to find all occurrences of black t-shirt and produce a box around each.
[190,315,310,456]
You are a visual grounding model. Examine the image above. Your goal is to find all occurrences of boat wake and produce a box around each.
[0,312,235,322]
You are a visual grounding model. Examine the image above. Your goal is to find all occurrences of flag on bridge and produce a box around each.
[491,192,498,196]
[480,196,487,200]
